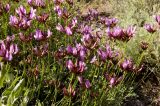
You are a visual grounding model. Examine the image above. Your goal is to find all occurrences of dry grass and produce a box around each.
[76,0,113,16]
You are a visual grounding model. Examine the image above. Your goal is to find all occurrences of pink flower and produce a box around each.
[53,0,64,5]
[144,24,156,33]
[77,76,83,84]
[71,17,78,28]
[56,23,64,32]
[66,60,86,74]
[85,79,91,89]
[4,4,10,12]
[9,15,19,27]
[104,73,123,87]
[16,5,26,18]
[105,18,118,27]
[120,59,134,71]
[0,36,19,61]
[29,7,36,19]
[34,29,52,41]
[154,15,160,25]
[66,45,73,54]
[66,60,74,71]
[125,26,136,37]
[54,5,62,17]
[65,26,72,35]
[27,0,45,8]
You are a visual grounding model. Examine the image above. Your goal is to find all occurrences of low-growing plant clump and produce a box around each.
[0,0,159,106]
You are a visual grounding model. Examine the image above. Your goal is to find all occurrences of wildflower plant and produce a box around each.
[0,0,159,106]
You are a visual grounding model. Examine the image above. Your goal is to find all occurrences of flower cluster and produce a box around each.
[66,44,87,61]
[104,73,123,88]
[9,5,36,30]
[36,13,49,23]
[0,35,19,61]
[101,17,118,27]
[63,84,76,97]
[27,0,46,8]
[77,76,91,89]
[56,17,78,35]
[144,15,160,33]
[144,24,156,33]
[97,44,113,61]
[66,60,86,74]
[0,3,10,15]
[34,29,52,41]
[106,26,136,41]
[78,24,100,49]
[54,0,78,36]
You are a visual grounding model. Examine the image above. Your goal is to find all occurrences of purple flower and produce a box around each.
[82,25,92,34]
[109,77,116,87]
[106,27,113,37]
[56,23,64,32]
[154,15,160,25]
[27,0,32,5]
[65,26,72,35]
[98,49,107,61]
[9,15,19,27]
[144,24,156,33]
[29,7,36,19]
[88,9,99,20]
[47,29,52,38]
[0,41,6,57]
[125,26,136,37]
[112,27,124,38]
[18,18,32,30]
[71,17,78,28]
[54,6,62,17]
[85,79,91,89]
[27,0,45,8]
[107,27,124,39]
[6,35,15,42]
[98,45,113,61]
[53,0,64,5]
[35,0,45,7]
[36,13,49,23]
[66,60,74,71]
[90,56,97,63]
[16,5,26,18]
[120,59,134,71]
[72,47,78,56]
[5,51,12,61]
[79,49,86,61]
[105,44,113,59]
[69,85,76,97]
[4,4,10,12]
[0,37,19,61]
[104,73,123,87]
[19,32,33,42]
[77,76,83,84]
[66,60,86,74]
[34,29,52,41]
[78,61,86,73]
[105,18,118,27]
[9,44,19,55]
[66,45,73,54]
